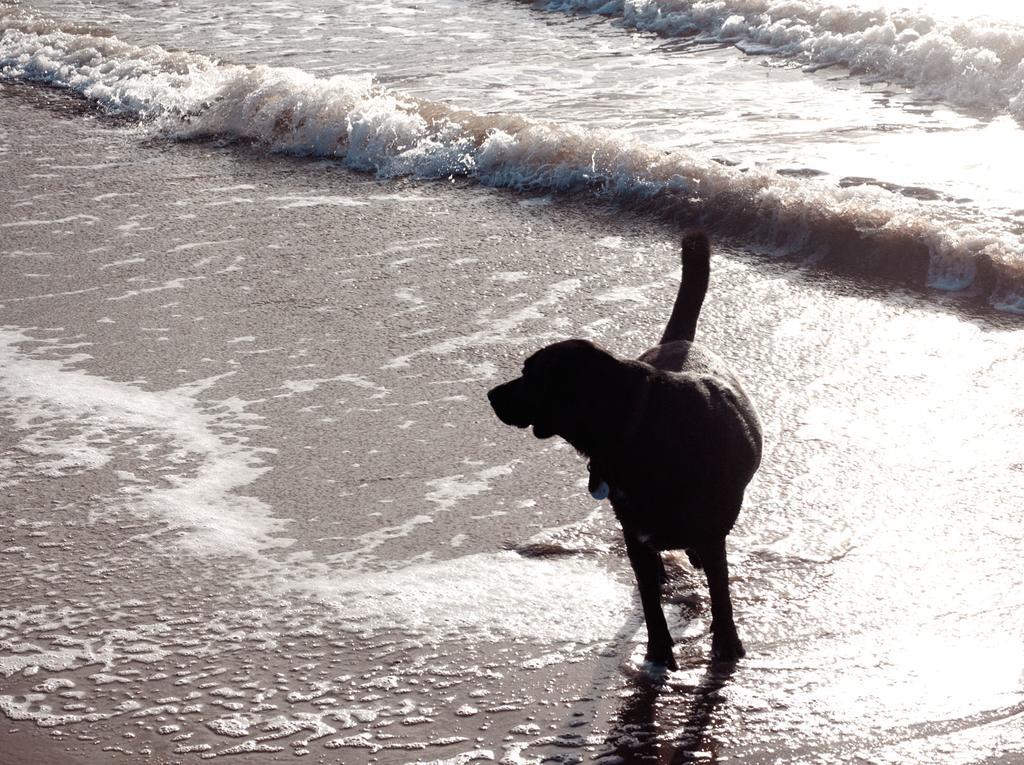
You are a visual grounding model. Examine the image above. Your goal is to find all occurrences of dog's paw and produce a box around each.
[645,645,679,673]
[710,633,745,664]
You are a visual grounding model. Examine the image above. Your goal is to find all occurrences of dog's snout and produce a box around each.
[486,381,509,410]
[486,384,502,405]
[487,378,532,428]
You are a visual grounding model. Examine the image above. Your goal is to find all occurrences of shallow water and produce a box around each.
[4,0,1024,761]
[2,85,1023,763]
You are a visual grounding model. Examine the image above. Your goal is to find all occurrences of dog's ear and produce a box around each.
[539,341,628,443]
[513,340,612,442]
[532,340,615,395]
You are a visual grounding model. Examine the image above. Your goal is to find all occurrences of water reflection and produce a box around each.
[608,661,738,764]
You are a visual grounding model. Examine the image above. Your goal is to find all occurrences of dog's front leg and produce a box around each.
[697,537,745,662]
[624,531,677,671]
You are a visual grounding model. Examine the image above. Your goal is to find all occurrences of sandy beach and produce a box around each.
[2,82,1024,765]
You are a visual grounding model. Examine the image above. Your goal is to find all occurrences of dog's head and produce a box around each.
[487,339,617,443]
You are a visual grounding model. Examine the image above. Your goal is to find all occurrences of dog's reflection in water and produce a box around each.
[509,545,739,764]
[602,554,739,765]
[608,660,737,765]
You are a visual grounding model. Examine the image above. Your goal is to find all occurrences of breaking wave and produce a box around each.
[1,10,1022,312]
[538,0,1024,122]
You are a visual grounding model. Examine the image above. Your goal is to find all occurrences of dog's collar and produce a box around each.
[587,463,609,500]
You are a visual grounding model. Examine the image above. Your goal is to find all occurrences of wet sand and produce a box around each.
[2,85,1023,764]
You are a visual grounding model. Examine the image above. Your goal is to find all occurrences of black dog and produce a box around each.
[487,231,762,667]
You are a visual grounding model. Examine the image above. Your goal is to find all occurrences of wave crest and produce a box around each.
[1,13,1022,312]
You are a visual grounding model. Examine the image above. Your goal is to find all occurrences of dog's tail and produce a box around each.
[658,229,710,345]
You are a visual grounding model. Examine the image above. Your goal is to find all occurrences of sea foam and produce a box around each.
[1,11,1022,312]
[0,328,284,557]
[540,0,1024,121]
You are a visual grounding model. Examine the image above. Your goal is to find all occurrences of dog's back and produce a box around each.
[637,230,763,491]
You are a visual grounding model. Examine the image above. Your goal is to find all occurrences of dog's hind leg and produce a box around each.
[655,549,668,586]
[696,536,745,662]
[624,532,678,671]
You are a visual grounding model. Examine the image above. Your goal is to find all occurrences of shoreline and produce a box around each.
[2,76,1023,321]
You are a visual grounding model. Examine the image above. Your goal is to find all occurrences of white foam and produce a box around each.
[327,463,516,569]
[0,328,285,557]
[266,194,369,208]
[275,375,388,399]
[541,0,1024,119]
[330,513,436,569]
[0,646,82,678]
[105,275,206,302]
[307,551,634,644]
[99,256,146,269]
[0,693,113,727]
[416,750,495,765]
[425,463,516,513]
[385,280,581,369]
[2,16,1020,307]
[594,283,659,304]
